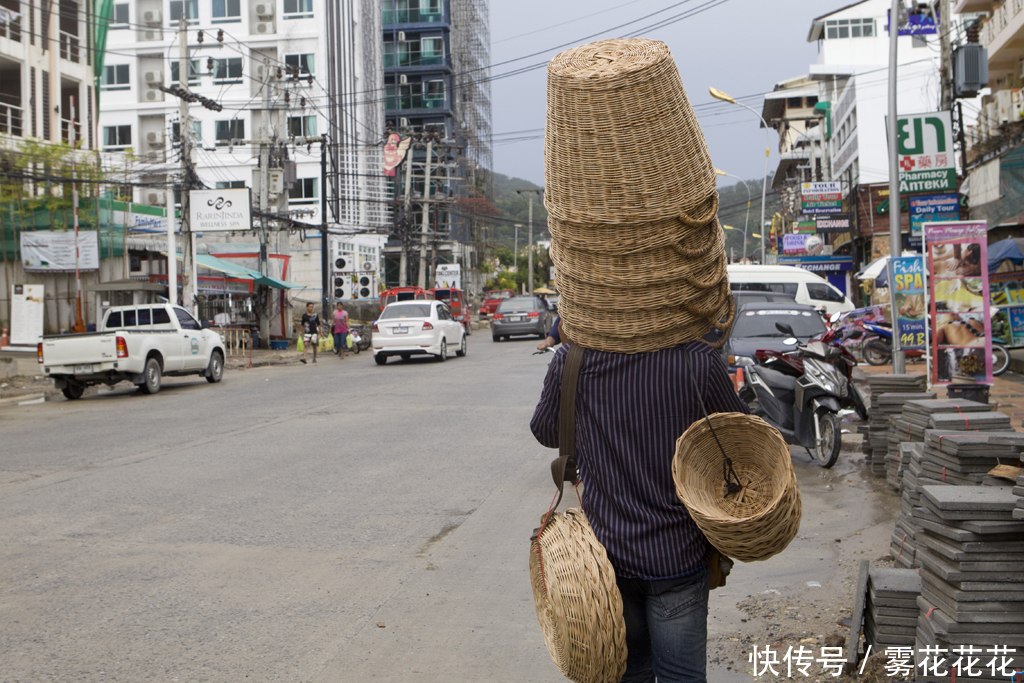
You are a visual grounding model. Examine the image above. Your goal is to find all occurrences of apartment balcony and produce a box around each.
[0,9,21,43]
[384,94,450,115]
[61,117,82,144]
[980,0,1024,81]
[0,99,22,136]
[384,50,450,71]
[60,30,81,63]
[382,7,445,26]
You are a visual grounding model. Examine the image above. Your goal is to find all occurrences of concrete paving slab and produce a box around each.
[921,574,1024,602]
[918,548,1024,583]
[921,485,1019,511]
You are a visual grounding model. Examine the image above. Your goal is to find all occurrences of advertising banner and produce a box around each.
[10,284,44,346]
[889,256,926,350]
[801,181,843,215]
[1007,305,1024,345]
[434,264,461,289]
[924,220,991,385]
[895,111,955,193]
[793,221,817,234]
[188,188,252,232]
[815,214,852,234]
[782,234,809,254]
[909,193,958,236]
[20,231,99,271]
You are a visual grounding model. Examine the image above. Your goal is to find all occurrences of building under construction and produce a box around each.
[380,0,493,289]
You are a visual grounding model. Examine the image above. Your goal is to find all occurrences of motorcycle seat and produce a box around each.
[752,365,797,392]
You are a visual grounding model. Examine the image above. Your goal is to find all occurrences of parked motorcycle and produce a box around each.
[739,322,854,468]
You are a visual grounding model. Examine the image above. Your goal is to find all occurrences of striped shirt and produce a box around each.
[530,342,749,580]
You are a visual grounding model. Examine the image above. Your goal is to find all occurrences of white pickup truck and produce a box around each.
[38,303,227,399]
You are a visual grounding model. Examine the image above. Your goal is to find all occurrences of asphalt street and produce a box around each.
[0,337,897,682]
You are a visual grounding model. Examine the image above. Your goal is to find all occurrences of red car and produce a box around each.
[427,287,472,334]
[479,289,515,319]
[380,286,427,311]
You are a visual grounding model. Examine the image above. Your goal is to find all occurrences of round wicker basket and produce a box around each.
[672,413,801,563]
[530,507,628,683]
[544,38,715,225]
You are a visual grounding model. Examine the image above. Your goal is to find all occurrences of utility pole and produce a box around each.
[400,152,413,287]
[69,97,85,333]
[417,139,433,290]
[939,0,953,111]
[320,134,330,323]
[888,0,905,374]
[516,188,543,295]
[257,59,272,348]
[178,16,197,317]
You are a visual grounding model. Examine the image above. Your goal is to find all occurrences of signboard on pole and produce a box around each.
[10,284,44,345]
[20,231,99,271]
[434,263,461,289]
[909,193,958,236]
[188,188,252,232]
[776,254,853,273]
[896,111,956,194]
[815,214,852,234]
[793,221,817,234]
[924,220,991,385]
[801,181,843,215]
[889,256,925,350]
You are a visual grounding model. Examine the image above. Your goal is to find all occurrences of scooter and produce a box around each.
[739,322,851,468]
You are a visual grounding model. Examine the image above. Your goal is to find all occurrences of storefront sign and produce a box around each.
[896,111,956,193]
[924,220,991,385]
[801,181,843,215]
[21,231,100,271]
[909,193,958,236]
[776,254,854,273]
[889,256,925,350]
[782,234,809,254]
[793,221,817,234]
[815,214,852,234]
[434,263,461,289]
[189,188,252,232]
[10,284,44,345]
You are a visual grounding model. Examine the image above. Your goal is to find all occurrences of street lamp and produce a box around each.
[715,168,750,262]
[710,87,771,264]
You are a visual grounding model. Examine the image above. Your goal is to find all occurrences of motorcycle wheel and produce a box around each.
[350,338,361,355]
[992,344,1011,377]
[814,412,841,468]
[863,341,891,366]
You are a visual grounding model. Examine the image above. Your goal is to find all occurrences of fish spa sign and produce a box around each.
[189,188,252,232]
[895,111,955,194]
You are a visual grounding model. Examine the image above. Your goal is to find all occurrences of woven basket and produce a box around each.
[530,507,628,683]
[672,413,801,562]
[544,39,715,225]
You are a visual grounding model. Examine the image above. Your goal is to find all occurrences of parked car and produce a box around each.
[703,291,797,345]
[380,286,427,311]
[479,289,516,319]
[491,297,551,341]
[722,302,827,371]
[427,287,472,334]
[372,300,467,364]
[727,264,854,317]
[38,303,226,399]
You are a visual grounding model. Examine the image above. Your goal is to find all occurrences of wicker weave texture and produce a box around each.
[530,507,628,683]
[544,39,715,225]
[672,413,801,563]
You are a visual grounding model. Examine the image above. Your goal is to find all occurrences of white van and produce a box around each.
[726,264,854,316]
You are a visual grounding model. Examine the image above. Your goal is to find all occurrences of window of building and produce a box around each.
[288,115,317,137]
[169,0,198,24]
[283,0,313,18]
[172,120,203,144]
[103,124,132,150]
[213,57,243,83]
[212,0,241,22]
[102,64,130,90]
[825,18,874,39]
[170,59,200,85]
[424,80,445,108]
[284,53,315,78]
[420,36,444,65]
[215,119,245,146]
[216,180,246,189]
[111,3,129,26]
[289,177,318,204]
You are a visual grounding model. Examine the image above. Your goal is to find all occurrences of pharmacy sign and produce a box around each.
[896,111,955,194]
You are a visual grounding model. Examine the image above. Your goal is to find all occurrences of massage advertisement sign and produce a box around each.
[889,256,926,350]
[923,220,991,385]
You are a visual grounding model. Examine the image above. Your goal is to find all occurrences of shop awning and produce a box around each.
[189,253,300,290]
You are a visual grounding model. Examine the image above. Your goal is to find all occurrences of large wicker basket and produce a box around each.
[672,413,801,562]
[530,507,627,683]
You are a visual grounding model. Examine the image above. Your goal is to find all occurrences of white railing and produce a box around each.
[0,100,23,136]
[59,30,80,63]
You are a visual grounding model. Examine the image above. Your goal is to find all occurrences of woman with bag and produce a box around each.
[332,303,349,356]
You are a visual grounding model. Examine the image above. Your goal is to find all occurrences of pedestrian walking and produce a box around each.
[332,303,349,356]
[300,302,319,364]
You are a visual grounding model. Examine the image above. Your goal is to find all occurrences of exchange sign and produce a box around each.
[896,112,955,194]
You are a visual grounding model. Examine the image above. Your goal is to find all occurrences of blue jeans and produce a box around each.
[617,565,710,683]
[333,331,345,352]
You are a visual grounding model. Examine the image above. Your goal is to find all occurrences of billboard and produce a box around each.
[801,181,843,215]
[909,193,959,236]
[189,188,252,232]
[895,112,956,194]
[21,231,100,271]
[889,256,925,350]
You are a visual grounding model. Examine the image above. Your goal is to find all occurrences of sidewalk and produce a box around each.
[854,361,1024,432]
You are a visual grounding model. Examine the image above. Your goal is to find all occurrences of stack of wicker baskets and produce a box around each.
[545,38,733,353]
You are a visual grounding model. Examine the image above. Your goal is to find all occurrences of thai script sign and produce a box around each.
[896,112,956,193]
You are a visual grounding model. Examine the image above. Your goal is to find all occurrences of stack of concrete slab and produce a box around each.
[870,392,935,481]
[864,374,928,478]
[1015,475,1024,521]
[913,485,1024,677]
[865,567,920,648]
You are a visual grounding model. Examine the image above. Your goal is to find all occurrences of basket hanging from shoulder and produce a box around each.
[530,507,627,683]
[672,413,801,562]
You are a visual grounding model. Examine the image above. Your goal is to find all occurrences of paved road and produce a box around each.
[0,337,895,682]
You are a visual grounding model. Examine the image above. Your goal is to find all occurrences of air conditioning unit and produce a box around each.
[142,9,161,24]
[255,22,272,34]
[362,258,375,271]
[397,31,406,41]
[1014,89,1024,123]
[399,74,408,85]
[255,3,274,18]
[399,117,409,128]
[144,151,164,163]
[147,130,165,147]
[143,30,159,41]
[333,273,352,301]
[334,256,348,270]
[255,64,277,80]
[357,274,373,299]
[147,192,166,206]
[144,70,163,85]
[145,90,162,101]
[998,89,1014,124]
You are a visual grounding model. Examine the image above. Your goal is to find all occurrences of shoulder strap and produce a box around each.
[550,343,585,508]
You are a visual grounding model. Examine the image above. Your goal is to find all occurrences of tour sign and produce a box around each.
[895,111,955,194]
[801,181,842,215]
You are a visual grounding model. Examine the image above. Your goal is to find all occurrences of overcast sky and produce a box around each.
[489,0,827,189]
